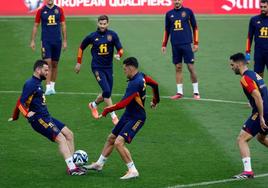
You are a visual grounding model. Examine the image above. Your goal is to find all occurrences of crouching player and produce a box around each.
[83,57,160,179]
[9,60,86,176]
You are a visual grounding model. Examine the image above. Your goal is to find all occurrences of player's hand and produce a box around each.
[62,40,67,51]
[245,53,250,64]
[74,63,81,74]
[30,40,36,51]
[192,45,198,52]
[161,47,166,55]
[150,101,157,109]
[260,116,268,131]
[114,54,120,61]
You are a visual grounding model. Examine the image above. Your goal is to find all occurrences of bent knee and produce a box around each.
[102,91,111,98]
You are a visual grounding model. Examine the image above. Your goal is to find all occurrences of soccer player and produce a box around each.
[161,0,200,100]
[30,0,67,95]
[82,57,160,179]
[8,60,85,176]
[230,53,268,179]
[246,0,268,78]
[74,15,123,125]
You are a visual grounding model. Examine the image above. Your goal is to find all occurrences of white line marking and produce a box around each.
[167,173,268,188]
[0,90,247,105]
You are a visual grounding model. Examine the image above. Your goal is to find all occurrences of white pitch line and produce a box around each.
[0,90,247,105]
[167,173,268,188]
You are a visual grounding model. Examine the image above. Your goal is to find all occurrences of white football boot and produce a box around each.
[120,170,139,180]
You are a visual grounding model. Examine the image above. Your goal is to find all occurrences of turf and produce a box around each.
[0,15,268,188]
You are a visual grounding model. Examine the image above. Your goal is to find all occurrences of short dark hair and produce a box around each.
[33,60,48,71]
[98,15,109,22]
[123,57,139,68]
[229,53,247,64]
[261,0,268,4]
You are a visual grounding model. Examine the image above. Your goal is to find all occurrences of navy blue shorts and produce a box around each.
[112,114,145,144]
[41,40,62,61]
[29,115,65,142]
[171,43,194,64]
[243,113,268,137]
[254,49,268,74]
[92,68,113,98]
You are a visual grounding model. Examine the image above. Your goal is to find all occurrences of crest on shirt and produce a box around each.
[181,11,187,17]
[170,15,174,18]
[95,71,101,81]
[24,0,43,12]
[107,35,113,42]
[95,38,99,41]
[257,21,261,24]
[54,9,59,14]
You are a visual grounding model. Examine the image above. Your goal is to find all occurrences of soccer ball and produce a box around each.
[73,150,88,166]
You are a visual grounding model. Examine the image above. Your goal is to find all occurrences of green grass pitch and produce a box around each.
[0,15,268,188]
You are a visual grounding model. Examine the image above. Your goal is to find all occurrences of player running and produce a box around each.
[74,15,123,125]
[83,57,160,179]
[230,53,268,179]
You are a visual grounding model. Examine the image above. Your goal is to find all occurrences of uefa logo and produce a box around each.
[24,0,43,11]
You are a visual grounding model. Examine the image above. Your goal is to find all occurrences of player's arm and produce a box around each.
[251,90,267,131]
[161,13,170,54]
[189,10,199,52]
[101,92,139,117]
[144,75,160,108]
[101,86,139,117]
[245,18,255,62]
[59,7,67,50]
[9,84,35,121]
[30,9,41,51]
[113,33,123,60]
[74,35,92,73]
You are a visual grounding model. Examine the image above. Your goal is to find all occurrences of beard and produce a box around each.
[40,75,46,80]
[234,69,240,75]
[261,10,268,16]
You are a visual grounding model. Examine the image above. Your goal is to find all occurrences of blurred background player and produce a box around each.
[230,53,268,179]
[161,0,200,100]
[74,15,123,125]
[8,60,85,175]
[246,0,268,78]
[30,0,67,95]
[82,57,160,179]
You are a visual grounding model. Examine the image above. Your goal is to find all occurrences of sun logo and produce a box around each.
[24,0,43,11]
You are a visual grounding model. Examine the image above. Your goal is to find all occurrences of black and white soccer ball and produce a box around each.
[24,0,43,11]
[73,150,88,166]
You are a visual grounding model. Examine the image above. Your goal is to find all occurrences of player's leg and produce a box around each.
[83,133,116,171]
[41,41,53,95]
[103,69,118,125]
[233,114,260,179]
[116,118,145,179]
[83,115,128,171]
[60,126,74,154]
[256,133,268,147]
[254,49,265,78]
[30,117,85,175]
[170,44,183,99]
[184,44,200,99]
[50,42,62,94]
